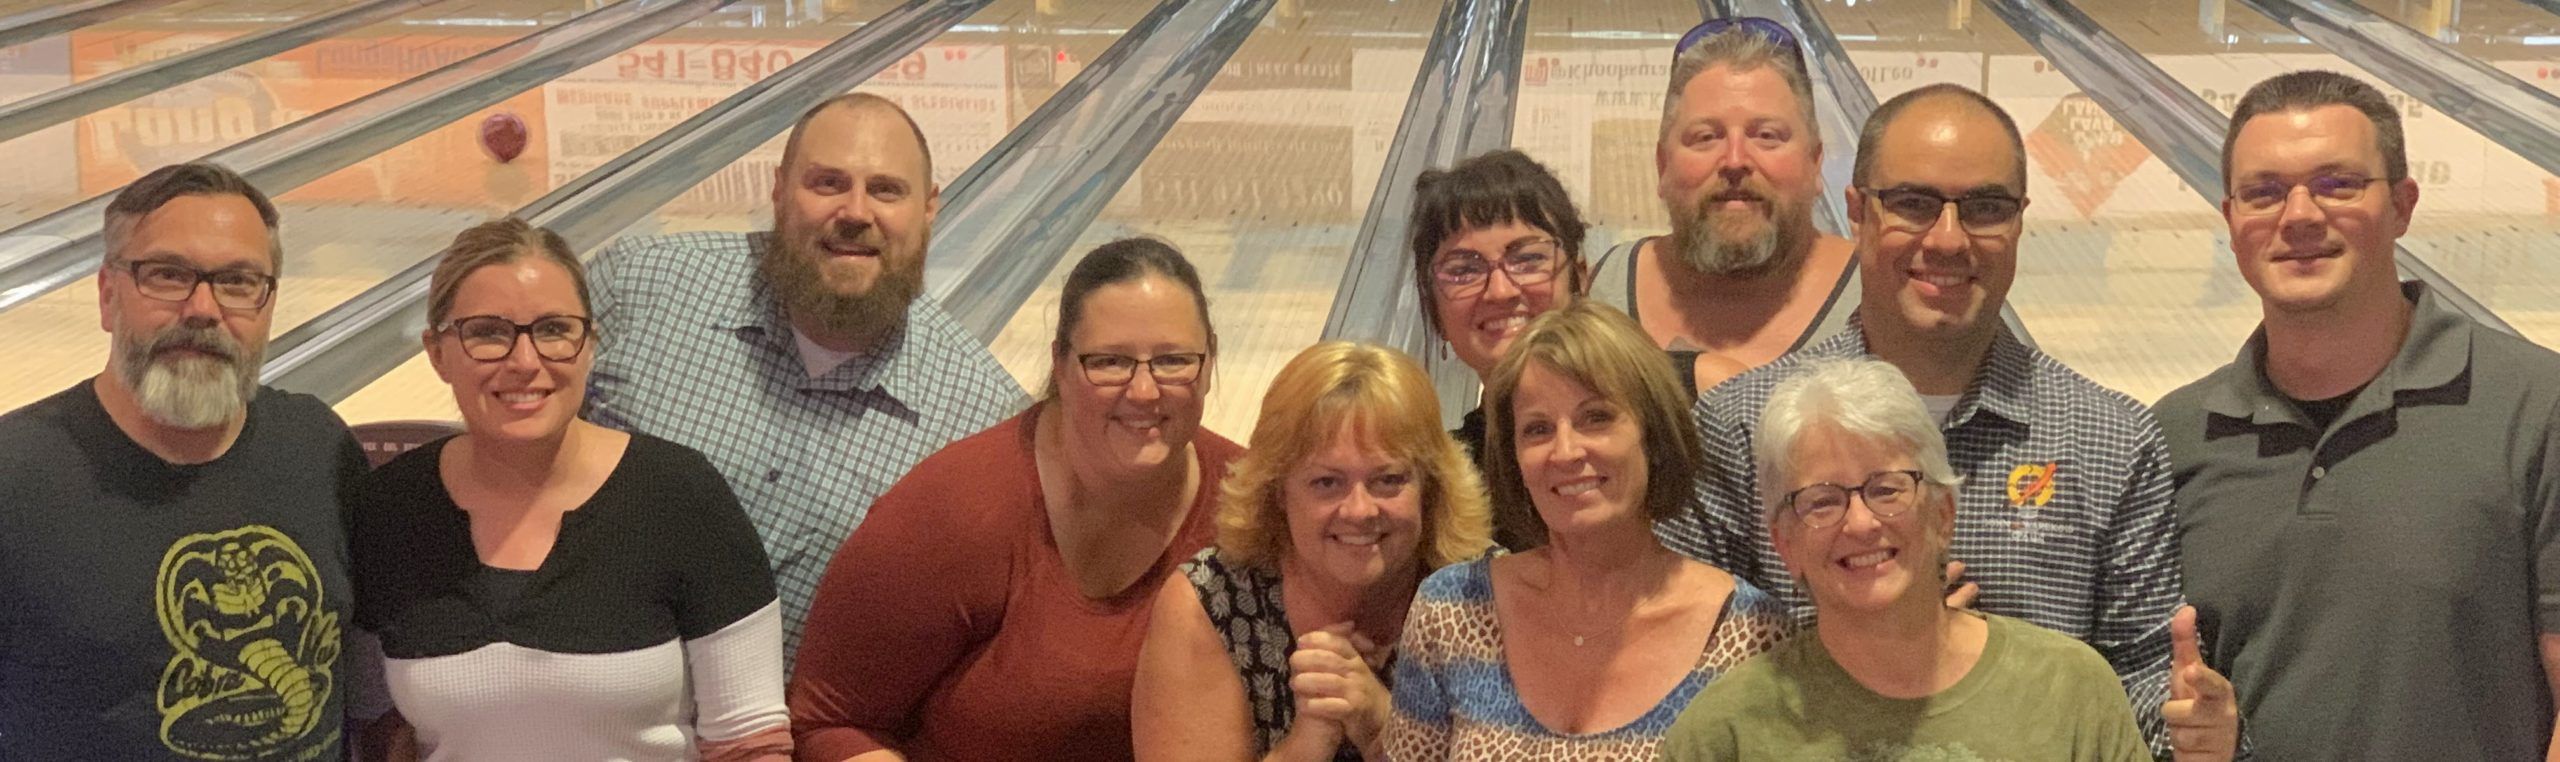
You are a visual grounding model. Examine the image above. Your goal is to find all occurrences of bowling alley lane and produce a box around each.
[957,0,1445,441]
[0,0,849,415]
[335,0,1159,424]
[2085,0,2560,349]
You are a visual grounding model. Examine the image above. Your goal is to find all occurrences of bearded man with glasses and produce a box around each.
[0,162,371,760]
[1661,85,2236,760]
[2156,70,2560,760]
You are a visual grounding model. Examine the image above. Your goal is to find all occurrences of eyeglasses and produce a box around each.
[2227,174,2388,217]
[1432,240,1563,298]
[1076,352,1206,387]
[1780,469,1924,529]
[117,260,277,311]
[1860,186,2027,236]
[1676,17,1802,60]
[437,314,593,363]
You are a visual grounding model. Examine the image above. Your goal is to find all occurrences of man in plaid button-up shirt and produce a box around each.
[583,95,1023,658]
[1657,85,2228,758]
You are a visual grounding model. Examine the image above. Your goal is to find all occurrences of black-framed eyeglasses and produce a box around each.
[1860,186,2027,236]
[2227,174,2388,217]
[1076,352,1206,387]
[1432,240,1563,298]
[1781,469,1925,529]
[436,314,593,363]
[117,260,277,311]
[1676,17,1803,60]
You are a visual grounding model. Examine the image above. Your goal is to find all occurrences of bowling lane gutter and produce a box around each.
[262,0,992,404]
[0,0,450,146]
[0,0,188,52]
[2234,0,2560,178]
[924,0,1279,345]
[1317,0,1529,428]
[1972,0,2516,336]
[1712,0,2038,349]
[0,0,732,315]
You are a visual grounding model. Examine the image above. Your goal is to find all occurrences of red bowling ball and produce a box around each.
[479,112,528,163]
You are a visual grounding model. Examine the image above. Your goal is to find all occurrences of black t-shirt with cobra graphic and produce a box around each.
[0,379,362,760]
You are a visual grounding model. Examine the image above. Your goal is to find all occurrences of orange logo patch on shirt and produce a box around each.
[2005,462,2059,508]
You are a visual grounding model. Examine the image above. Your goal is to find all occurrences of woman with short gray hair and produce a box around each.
[1661,358,2148,760]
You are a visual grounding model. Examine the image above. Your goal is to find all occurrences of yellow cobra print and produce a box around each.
[153,525,339,760]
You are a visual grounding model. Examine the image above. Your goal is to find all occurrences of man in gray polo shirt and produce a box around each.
[2157,70,2560,759]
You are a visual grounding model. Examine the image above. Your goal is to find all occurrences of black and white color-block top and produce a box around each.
[351,433,789,760]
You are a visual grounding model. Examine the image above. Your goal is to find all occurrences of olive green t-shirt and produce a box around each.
[1661,612,2148,761]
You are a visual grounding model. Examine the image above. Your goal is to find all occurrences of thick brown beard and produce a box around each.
[759,234,921,344]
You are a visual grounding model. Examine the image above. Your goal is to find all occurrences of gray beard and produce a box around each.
[115,321,259,430]
[1670,218,1782,276]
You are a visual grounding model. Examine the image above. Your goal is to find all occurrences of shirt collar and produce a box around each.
[1830,311,2037,429]
[2202,280,2471,424]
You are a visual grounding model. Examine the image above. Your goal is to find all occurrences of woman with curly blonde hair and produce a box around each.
[1133,341,1492,761]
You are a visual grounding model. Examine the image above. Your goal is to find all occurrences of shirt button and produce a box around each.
[766,469,784,483]
[2311,465,2328,480]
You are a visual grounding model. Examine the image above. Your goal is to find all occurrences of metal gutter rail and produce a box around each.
[1319,0,1530,352]
[0,0,188,52]
[0,0,733,314]
[262,0,994,403]
[0,0,449,146]
[1315,0,1530,427]
[925,0,1280,344]
[2236,0,2560,178]
[1973,0,2515,335]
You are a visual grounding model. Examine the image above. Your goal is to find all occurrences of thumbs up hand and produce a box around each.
[2162,605,2238,761]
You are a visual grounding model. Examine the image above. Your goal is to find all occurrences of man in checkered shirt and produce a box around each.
[1657,84,2235,759]
[582,93,1024,658]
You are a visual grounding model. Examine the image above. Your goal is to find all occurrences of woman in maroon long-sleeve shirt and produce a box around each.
[788,238,1241,761]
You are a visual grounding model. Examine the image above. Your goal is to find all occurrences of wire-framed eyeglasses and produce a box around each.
[2226,174,2388,217]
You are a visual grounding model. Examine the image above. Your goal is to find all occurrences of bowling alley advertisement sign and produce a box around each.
[543,41,1007,214]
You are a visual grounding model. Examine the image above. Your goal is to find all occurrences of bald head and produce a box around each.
[1851,84,2025,195]
[779,92,933,185]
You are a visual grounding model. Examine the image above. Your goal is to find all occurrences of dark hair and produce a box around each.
[1407,149,1589,338]
[1851,84,2027,195]
[1479,301,1704,547]
[780,92,934,182]
[425,218,589,327]
[1044,237,1216,401]
[103,162,283,273]
[2221,70,2405,186]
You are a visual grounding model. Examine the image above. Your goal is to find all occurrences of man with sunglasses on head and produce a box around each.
[581,93,1022,661]
[1663,85,2237,760]
[1588,18,1858,395]
[2157,70,2560,760]
[0,163,371,759]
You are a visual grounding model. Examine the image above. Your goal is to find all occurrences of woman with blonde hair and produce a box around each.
[1133,342,1492,760]
[1387,302,1791,758]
